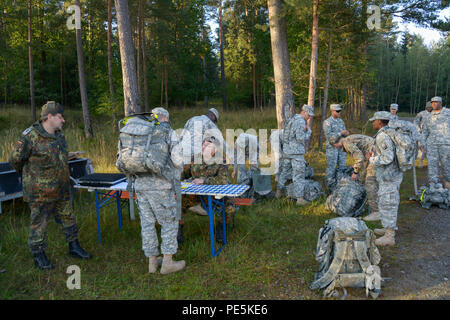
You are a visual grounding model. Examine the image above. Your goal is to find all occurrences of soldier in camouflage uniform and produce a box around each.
[276,104,314,205]
[180,139,234,243]
[389,103,399,121]
[333,134,378,216]
[232,133,259,188]
[8,101,91,270]
[422,96,450,189]
[414,102,432,168]
[368,111,404,246]
[134,107,185,274]
[180,108,230,164]
[323,104,350,191]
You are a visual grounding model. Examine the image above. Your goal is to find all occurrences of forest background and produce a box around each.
[0,0,448,142]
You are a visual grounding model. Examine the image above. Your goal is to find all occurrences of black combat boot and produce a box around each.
[33,251,54,270]
[177,225,184,243]
[69,240,92,259]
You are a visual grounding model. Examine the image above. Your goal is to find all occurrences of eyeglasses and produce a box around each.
[335,110,341,113]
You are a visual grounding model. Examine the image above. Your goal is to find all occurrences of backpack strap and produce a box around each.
[310,230,349,291]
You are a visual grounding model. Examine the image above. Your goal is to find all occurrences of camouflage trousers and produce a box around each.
[427,144,450,184]
[377,171,403,230]
[28,200,78,254]
[135,189,179,257]
[417,147,426,161]
[360,163,379,213]
[325,146,347,190]
[277,156,307,197]
[181,194,235,225]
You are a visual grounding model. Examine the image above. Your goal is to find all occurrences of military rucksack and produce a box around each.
[416,183,450,209]
[310,217,382,299]
[325,177,367,217]
[286,179,324,202]
[383,121,417,172]
[115,114,171,175]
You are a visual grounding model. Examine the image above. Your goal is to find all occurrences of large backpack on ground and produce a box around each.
[325,177,367,217]
[286,179,324,202]
[115,115,171,175]
[383,121,416,172]
[416,183,450,209]
[310,217,382,299]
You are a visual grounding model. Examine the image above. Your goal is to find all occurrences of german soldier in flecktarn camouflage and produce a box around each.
[8,101,91,270]
[179,139,235,243]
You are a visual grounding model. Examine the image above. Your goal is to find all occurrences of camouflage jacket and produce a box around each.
[181,115,229,161]
[8,121,70,202]
[389,114,399,122]
[369,127,401,181]
[182,162,229,185]
[282,114,311,156]
[234,133,259,167]
[422,107,450,145]
[323,116,347,147]
[341,134,374,174]
[414,110,431,133]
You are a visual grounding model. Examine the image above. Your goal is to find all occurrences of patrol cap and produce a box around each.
[208,108,219,121]
[369,111,391,122]
[302,104,314,117]
[431,96,442,102]
[390,103,399,110]
[330,104,342,111]
[426,101,432,109]
[41,101,64,120]
[151,107,170,120]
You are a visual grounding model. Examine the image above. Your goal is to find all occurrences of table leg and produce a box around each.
[207,195,215,257]
[95,189,102,244]
[222,198,227,245]
[116,191,123,230]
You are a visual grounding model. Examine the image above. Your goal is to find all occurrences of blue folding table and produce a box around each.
[75,181,249,257]
[181,182,249,257]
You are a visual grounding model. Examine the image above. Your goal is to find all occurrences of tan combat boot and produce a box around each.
[373,228,386,236]
[160,254,186,275]
[148,256,163,273]
[375,229,395,246]
[363,211,381,222]
[296,197,310,206]
[418,159,423,168]
[275,189,282,199]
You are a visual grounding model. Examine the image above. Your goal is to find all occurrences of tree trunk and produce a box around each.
[136,0,143,106]
[219,0,227,111]
[267,0,294,129]
[115,0,141,116]
[28,0,35,121]
[142,30,149,112]
[319,32,332,151]
[307,0,319,109]
[107,0,118,130]
[74,0,93,138]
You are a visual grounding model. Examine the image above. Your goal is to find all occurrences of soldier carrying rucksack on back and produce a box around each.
[368,111,404,246]
[116,107,185,274]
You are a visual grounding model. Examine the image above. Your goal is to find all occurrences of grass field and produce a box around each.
[0,104,425,299]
